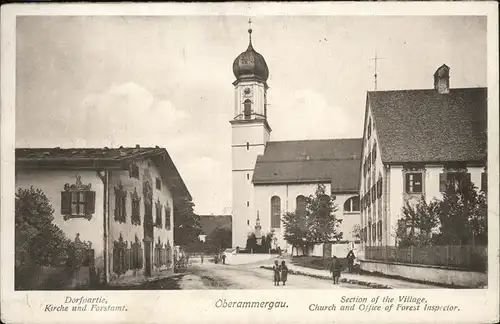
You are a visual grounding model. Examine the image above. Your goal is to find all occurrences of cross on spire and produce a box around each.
[247,17,253,47]
[370,52,386,91]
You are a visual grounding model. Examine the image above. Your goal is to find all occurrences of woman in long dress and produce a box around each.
[273,260,281,286]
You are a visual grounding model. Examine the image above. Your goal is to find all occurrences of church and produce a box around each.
[230,27,362,251]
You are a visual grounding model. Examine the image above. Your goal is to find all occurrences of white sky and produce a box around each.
[16,15,486,215]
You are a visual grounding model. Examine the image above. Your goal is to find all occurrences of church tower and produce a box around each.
[231,24,271,248]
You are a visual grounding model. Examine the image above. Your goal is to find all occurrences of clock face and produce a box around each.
[244,88,251,95]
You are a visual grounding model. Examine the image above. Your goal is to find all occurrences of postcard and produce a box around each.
[1,2,499,323]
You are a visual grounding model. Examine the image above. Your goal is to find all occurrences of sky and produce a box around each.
[16,15,487,215]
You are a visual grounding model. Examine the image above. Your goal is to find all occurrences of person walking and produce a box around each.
[329,256,342,285]
[273,260,281,286]
[346,250,355,273]
[201,252,204,264]
[280,260,288,286]
[222,253,226,265]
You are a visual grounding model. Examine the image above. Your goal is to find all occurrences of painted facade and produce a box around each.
[15,147,190,287]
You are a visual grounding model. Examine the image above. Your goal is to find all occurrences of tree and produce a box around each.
[396,196,440,247]
[15,187,71,288]
[206,226,232,255]
[282,211,308,256]
[173,197,201,247]
[434,179,487,246]
[351,224,361,242]
[306,184,343,245]
[246,233,257,252]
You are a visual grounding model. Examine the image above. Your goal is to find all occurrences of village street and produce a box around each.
[135,259,370,290]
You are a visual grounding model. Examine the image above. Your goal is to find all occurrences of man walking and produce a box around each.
[329,256,342,285]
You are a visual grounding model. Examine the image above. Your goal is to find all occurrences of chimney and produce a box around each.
[135,144,140,148]
[434,64,450,94]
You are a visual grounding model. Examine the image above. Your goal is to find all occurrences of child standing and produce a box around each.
[280,261,288,286]
[273,260,281,286]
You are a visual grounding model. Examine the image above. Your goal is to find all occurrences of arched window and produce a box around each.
[344,196,360,213]
[296,195,307,216]
[244,99,252,120]
[271,196,281,228]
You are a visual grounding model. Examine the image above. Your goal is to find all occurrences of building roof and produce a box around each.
[232,29,269,83]
[252,139,362,192]
[367,87,487,163]
[198,215,232,236]
[15,146,191,200]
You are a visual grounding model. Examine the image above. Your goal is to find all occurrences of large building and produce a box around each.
[15,146,191,288]
[359,64,487,247]
[230,28,362,250]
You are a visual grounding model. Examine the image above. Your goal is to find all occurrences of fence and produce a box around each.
[364,245,487,272]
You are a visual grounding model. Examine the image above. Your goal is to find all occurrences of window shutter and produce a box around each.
[481,172,487,192]
[61,191,71,215]
[439,173,447,192]
[86,191,96,215]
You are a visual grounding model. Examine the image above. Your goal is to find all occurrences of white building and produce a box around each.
[15,146,191,287]
[359,64,488,247]
[230,28,362,250]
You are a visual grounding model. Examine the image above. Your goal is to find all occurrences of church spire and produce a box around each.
[247,18,253,50]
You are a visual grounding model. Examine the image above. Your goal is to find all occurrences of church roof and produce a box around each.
[367,87,487,163]
[198,215,232,236]
[15,146,192,200]
[252,139,362,192]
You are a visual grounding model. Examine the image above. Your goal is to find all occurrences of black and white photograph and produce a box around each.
[1,2,499,324]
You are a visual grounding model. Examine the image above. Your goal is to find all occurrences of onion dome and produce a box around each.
[232,28,269,82]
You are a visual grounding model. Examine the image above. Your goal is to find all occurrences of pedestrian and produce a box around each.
[201,252,204,264]
[222,253,226,265]
[329,256,342,284]
[280,260,288,286]
[273,260,281,286]
[346,250,355,273]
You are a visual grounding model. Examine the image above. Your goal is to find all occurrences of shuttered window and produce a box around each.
[405,173,423,194]
[61,190,96,218]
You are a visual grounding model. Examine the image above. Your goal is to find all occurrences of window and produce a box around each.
[405,173,422,194]
[61,175,96,220]
[244,99,252,120]
[247,173,250,180]
[377,178,383,198]
[367,221,372,243]
[155,199,162,228]
[130,188,141,226]
[367,119,372,139]
[156,178,161,190]
[271,196,281,228]
[114,184,127,223]
[247,201,249,207]
[377,220,382,242]
[371,185,376,203]
[367,153,371,171]
[439,172,471,193]
[344,196,360,213]
[372,222,376,242]
[247,220,250,226]
[129,164,140,179]
[246,142,250,151]
[481,172,487,193]
[165,204,171,230]
[296,195,307,216]
[372,143,377,164]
